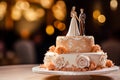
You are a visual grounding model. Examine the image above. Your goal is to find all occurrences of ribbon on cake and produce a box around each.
[76,55,90,68]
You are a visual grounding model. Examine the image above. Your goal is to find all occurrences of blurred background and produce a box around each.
[0,0,120,66]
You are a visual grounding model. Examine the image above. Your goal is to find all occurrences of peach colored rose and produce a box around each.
[54,46,68,54]
[91,44,102,52]
[47,63,55,70]
[106,59,114,67]
[49,45,56,52]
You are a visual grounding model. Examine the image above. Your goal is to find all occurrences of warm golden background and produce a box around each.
[0,0,120,65]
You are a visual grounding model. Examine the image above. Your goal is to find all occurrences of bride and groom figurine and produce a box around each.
[66,6,86,36]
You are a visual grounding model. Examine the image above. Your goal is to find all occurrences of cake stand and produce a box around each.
[32,66,119,80]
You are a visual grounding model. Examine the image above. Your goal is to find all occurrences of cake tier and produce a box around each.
[44,51,108,70]
[56,36,94,53]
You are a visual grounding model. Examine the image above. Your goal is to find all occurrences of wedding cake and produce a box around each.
[40,7,114,71]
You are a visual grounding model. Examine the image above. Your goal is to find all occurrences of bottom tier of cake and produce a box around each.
[40,51,114,71]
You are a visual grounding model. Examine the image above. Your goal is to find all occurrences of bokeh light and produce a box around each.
[46,25,55,35]
[52,0,66,21]
[93,10,101,20]
[23,8,39,22]
[36,8,45,18]
[20,29,30,39]
[11,7,22,21]
[0,1,7,20]
[23,7,45,22]
[15,0,30,10]
[54,21,66,31]
[98,14,106,23]
[110,0,118,10]
[40,0,54,9]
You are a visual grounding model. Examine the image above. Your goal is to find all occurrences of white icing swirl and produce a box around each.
[76,55,90,68]
[53,56,66,69]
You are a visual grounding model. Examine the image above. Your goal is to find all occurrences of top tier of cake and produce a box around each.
[56,36,94,53]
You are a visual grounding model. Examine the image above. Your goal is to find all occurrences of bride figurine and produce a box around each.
[66,6,80,36]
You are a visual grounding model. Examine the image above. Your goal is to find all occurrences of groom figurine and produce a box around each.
[79,8,86,35]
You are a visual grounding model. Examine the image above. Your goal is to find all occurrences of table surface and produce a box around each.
[0,64,120,80]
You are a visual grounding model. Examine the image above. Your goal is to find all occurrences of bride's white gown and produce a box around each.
[66,12,80,36]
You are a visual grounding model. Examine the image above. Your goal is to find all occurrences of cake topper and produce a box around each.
[79,8,86,36]
[66,6,80,36]
[66,7,86,36]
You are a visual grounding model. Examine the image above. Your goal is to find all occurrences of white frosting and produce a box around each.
[98,53,107,67]
[43,52,58,66]
[52,56,66,69]
[76,55,90,68]
[43,51,107,68]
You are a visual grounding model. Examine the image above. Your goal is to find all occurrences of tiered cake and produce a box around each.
[40,7,114,71]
